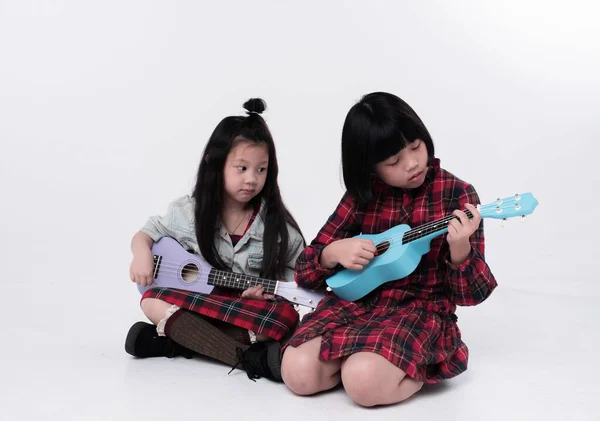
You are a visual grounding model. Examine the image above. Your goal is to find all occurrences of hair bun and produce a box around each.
[243,98,266,115]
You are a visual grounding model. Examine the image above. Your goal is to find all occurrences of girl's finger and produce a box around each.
[355,257,371,266]
[465,203,481,226]
[359,250,375,260]
[448,220,460,235]
[361,241,377,254]
[465,203,479,217]
[454,210,469,226]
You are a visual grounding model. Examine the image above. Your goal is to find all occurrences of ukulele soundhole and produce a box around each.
[376,241,390,255]
[181,263,199,283]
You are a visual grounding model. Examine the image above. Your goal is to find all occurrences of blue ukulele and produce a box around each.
[326,193,538,301]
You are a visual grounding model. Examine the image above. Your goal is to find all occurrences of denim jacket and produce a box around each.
[140,195,305,282]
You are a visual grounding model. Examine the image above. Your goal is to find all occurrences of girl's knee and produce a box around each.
[342,364,383,407]
[140,297,159,314]
[281,346,325,395]
[344,372,423,406]
[342,354,420,407]
[140,298,172,325]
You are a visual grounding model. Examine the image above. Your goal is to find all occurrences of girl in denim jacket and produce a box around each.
[126,98,305,382]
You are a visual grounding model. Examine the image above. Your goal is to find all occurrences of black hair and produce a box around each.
[341,92,435,203]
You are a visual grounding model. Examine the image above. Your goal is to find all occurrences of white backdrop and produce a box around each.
[2,1,597,299]
[1,1,599,419]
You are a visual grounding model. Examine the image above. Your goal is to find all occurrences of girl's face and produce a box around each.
[223,139,269,207]
[374,139,428,189]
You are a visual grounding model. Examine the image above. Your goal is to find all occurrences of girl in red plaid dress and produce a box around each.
[126,98,305,382]
[281,92,498,405]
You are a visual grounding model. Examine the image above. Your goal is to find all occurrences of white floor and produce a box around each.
[3,280,598,421]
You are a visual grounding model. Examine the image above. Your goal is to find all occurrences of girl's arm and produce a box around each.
[444,184,498,306]
[130,196,194,286]
[282,231,306,283]
[130,231,155,286]
[131,231,154,255]
[139,196,192,242]
[294,192,362,289]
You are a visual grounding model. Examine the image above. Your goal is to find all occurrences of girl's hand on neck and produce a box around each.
[241,285,274,300]
[447,203,481,265]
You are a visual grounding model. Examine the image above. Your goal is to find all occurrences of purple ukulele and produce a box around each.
[137,237,325,310]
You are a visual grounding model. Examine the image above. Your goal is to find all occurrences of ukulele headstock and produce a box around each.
[276,282,325,310]
[480,193,539,220]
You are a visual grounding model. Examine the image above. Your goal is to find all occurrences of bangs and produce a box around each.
[367,115,422,165]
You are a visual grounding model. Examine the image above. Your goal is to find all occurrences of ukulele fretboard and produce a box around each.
[207,269,277,294]
[402,209,474,244]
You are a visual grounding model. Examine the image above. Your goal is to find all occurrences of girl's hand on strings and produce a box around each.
[447,203,481,265]
[241,285,274,300]
[321,238,377,271]
[130,249,155,286]
[447,203,481,244]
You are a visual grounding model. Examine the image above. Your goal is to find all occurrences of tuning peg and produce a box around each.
[520,215,528,223]
[500,218,507,228]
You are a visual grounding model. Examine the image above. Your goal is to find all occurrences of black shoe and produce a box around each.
[231,341,282,382]
[125,322,194,359]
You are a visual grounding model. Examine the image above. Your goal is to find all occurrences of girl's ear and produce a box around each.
[204,154,209,162]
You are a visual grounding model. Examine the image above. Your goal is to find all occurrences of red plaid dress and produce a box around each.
[285,159,497,383]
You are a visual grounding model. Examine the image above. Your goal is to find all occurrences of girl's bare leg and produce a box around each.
[281,336,342,395]
[341,352,423,407]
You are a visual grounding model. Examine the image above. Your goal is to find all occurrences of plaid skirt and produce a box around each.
[283,296,468,384]
[141,287,299,342]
